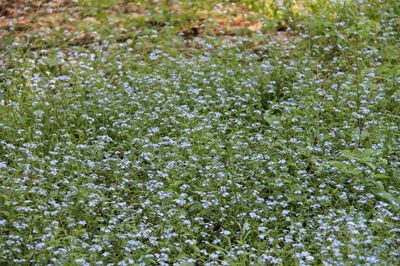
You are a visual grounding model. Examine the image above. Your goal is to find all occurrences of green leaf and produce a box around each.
[374,174,390,179]
[179,263,195,266]
[44,57,59,68]
[365,161,377,171]
[342,150,356,158]
[360,131,370,141]
[264,114,281,125]
[187,201,202,215]
[200,209,219,220]
[371,182,400,208]
[326,160,347,169]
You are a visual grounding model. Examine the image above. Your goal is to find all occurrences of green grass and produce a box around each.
[0,0,399,265]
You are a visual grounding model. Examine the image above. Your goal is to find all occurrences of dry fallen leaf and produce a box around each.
[248,21,263,32]
[84,17,98,24]
[17,17,30,25]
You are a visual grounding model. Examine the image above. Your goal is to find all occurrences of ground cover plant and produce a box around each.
[0,0,399,265]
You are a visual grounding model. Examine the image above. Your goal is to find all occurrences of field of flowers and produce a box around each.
[0,0,399,265]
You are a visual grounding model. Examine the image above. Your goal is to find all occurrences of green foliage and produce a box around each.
[79,0,118,8]
[0,0,399,265]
